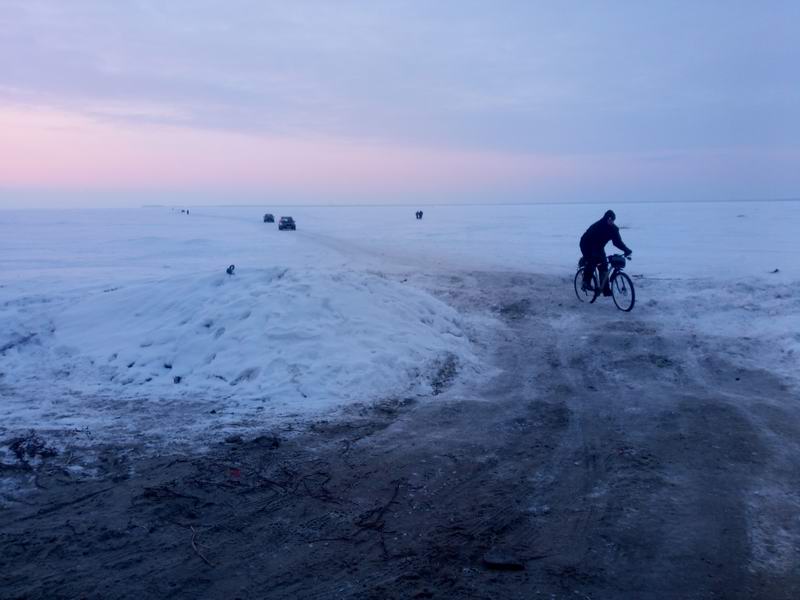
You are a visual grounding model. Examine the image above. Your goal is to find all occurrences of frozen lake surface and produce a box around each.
[4,201,797,282]
[1,201,798,447]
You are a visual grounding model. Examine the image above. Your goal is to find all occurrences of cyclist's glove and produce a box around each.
[624,250,632,258]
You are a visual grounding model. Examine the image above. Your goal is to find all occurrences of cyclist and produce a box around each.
[580,210,632,295]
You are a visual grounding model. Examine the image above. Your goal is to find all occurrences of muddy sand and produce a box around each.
[2,272,799,599]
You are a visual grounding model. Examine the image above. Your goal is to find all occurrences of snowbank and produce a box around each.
[0,266,478,422]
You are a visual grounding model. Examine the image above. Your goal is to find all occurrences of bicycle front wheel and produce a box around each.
[574,268,598,303]
[611,272,635,311]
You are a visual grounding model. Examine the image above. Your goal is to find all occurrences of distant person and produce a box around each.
[419,210,423,220]
[580,210,632,295]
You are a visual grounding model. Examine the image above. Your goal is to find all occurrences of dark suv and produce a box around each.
[278,216,296,230]
[263,213,275,223]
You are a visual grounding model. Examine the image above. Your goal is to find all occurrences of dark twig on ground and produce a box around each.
[355,478,404,531]
[17,486,115,522]
[141,485,200,502]
[190,525,215,567]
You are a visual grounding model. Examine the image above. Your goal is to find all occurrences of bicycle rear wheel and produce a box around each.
[611,272,635,311]
[574,268,598,303]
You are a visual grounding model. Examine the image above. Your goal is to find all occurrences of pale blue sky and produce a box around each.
[0,1,798,207]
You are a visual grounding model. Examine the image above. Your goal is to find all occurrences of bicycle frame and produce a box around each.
[588,255,628,303]
[596,258,624,289]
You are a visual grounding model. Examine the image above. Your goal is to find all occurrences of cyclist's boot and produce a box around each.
[581,271,595,292]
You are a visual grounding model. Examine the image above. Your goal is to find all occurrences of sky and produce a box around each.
[0,1,798,208]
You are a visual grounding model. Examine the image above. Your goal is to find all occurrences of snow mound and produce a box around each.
[1,268,478,414]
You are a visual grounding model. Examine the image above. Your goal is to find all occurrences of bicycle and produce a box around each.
[574,254,635,312]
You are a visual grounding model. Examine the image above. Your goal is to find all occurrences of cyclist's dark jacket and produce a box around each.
[580,218,631,255]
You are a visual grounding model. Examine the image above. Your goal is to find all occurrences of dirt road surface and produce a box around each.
[2,272,799,599]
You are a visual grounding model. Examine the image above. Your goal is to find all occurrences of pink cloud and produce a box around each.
[2,106,797,205]
[0,106,571,196]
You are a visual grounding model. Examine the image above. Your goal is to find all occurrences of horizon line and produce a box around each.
[1,197,798,211]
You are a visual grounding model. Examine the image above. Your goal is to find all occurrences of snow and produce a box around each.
[4,268,472,405]
[1,201,798,446]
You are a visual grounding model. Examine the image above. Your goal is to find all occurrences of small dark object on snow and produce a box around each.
[210,409,217,414]
[770,268,780,274]
[226,264,235,275]
[253,434,281,449]
[8,431,58,462]
[482,550,525,571]
[225,434,243,444]
[173,376,182,384]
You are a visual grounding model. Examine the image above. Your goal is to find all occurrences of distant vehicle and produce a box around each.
[263,213,275,223]
[278,216,296,230]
